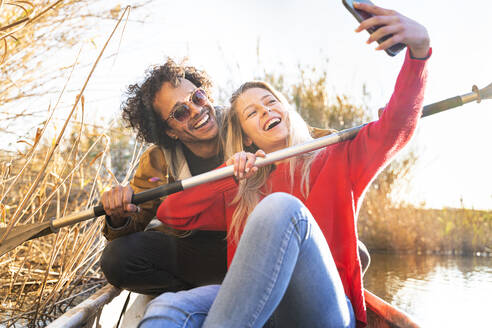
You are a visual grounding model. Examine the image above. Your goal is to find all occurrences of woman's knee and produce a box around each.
[247,192,312,236]
[250,193,305,224]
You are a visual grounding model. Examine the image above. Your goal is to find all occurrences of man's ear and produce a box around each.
[165,129,178,140]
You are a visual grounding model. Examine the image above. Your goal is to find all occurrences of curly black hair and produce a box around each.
[121,58,213,149]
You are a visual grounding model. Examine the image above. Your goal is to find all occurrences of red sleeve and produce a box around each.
[156,165,237,231]
[348,48,431,195]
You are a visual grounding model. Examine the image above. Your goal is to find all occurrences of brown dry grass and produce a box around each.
[0,2,142,326]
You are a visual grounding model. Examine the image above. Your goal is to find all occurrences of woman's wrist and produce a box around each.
[408,36,430,59]
[409,46,430,59]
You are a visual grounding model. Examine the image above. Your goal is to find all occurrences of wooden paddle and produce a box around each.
[1,82,490,257]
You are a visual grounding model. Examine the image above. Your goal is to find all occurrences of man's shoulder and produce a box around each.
[139,145,168,168]
[141,144,165,158]
[132,145,170,186]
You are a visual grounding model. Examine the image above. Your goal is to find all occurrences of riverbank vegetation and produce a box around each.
[360,206,492,254]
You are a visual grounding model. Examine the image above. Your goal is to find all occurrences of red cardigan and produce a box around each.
[157,49,430,327]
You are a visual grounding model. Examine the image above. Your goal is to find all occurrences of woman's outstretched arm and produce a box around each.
[347,3,431,194]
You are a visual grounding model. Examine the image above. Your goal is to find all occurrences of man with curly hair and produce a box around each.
[99,58,228,295]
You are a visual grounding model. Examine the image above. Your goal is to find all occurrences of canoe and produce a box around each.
[364,290,420,328]
[47,285,421,328]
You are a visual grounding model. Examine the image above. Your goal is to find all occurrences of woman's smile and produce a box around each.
[236,87,289,153]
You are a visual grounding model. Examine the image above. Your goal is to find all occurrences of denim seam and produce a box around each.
[292,209,309,243]
[137,315,182,327]
[182,311,208,328]
[137,311,208,328]
[247,208,307,328]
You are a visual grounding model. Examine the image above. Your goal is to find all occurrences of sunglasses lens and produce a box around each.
[192,89,208,107]
[168,90,207,123]
[173,105,191,122]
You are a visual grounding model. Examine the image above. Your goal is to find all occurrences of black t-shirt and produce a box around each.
[182,144,223,176]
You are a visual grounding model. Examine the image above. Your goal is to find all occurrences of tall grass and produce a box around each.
[1,131,110,326]
[0,2,141,326]
[0,120,139,327]
[359,204,492,254]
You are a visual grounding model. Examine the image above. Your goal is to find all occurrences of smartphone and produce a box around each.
[342,0,406,56]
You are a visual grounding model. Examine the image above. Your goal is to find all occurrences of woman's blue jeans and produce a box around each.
[139,192,355,328]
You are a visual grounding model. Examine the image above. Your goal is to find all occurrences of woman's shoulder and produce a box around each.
[313,142,352,170]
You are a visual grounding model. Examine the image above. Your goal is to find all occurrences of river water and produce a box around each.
[363,253,492,327]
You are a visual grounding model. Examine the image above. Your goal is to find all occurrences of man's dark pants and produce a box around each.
[100,231,370,295]
[100,230,227,295]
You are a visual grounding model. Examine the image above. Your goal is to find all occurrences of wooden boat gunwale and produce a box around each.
[47,285,421,328]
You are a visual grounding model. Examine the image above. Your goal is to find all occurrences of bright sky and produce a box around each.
[5,0,492,210]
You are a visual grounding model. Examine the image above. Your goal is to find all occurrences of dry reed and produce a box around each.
[0,2,143,326]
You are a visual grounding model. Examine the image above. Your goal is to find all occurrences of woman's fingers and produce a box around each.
[353,2,392,17]
[229,150,266,180]
[238,152,247,179]
[232,154,239,178]
[353,3,429,57]
[354,3,394,33]
[355,7,400,34]
[227,154,240,177]
[243,153,257,179]
[375,34,403,52]
[231,152,245,179]
[255,149,266,158]
[370,25,403,49]
[363,17,401,43]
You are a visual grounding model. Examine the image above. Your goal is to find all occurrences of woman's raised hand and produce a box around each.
[226,149,266,180]
[354,2,430,58]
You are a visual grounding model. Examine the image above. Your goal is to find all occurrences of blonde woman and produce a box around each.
[139,3,431,328]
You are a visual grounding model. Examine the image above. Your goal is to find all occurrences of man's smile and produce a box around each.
[192,107,215,130]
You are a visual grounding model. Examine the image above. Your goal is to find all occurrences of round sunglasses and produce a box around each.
[165,88,208,123]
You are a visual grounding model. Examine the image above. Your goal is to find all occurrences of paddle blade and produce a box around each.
[0,221,54,257]
[479,82,492,100]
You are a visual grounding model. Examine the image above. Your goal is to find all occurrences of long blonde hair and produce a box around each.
[221,81,320,242]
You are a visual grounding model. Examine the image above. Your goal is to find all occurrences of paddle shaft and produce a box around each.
[47,84,487,231]
[50,182,184,230]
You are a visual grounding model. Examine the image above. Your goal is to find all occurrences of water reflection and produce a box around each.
[364,253,492,327]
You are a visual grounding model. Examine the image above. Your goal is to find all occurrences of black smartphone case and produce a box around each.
[342,0,406,56]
